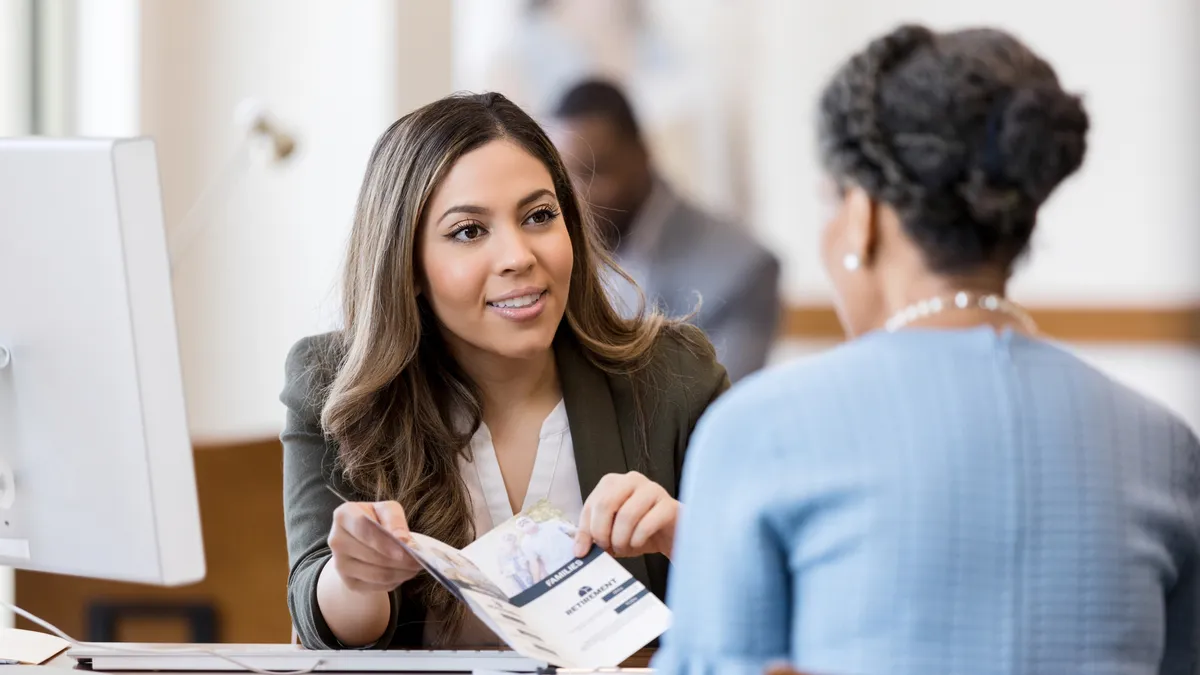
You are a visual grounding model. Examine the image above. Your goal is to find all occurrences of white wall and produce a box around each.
[43,0,454,444]
[452,1,1200,440]
[747,0,1200,306]
[133,0,453,443]
[74,0,138,136]
[57,0,1200,441]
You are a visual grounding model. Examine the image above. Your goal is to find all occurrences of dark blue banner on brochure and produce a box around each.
[509,544,603,607]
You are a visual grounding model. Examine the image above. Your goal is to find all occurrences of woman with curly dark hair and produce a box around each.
[654,25,1200,675]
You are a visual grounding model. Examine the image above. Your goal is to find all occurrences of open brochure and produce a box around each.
[397,500,672,669]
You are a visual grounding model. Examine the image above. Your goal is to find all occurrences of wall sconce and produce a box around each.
[169,99,300,273]
[235,99,297,164]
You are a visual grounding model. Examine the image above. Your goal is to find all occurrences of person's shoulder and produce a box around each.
[648,322,728,388]
[285,331,341,373]
[609,322,729,428]
[697,337,886,429]
[667,194,779,279]
[1083,358,1199,451]
[1022,337,1195,437]
[281,331,344,418]
[1020,338,1200,494]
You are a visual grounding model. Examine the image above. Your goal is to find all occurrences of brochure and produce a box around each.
[398,500,671,669]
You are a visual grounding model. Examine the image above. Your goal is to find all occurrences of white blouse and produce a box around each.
[462,399,583,530]
[422,399,583,646]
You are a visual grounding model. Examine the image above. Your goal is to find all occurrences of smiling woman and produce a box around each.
[279,92,729,651]
[420,145,574,360]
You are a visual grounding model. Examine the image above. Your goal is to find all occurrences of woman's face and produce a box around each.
[419,139,574,363]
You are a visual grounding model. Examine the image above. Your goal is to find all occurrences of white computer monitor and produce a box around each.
[0,138,205,585]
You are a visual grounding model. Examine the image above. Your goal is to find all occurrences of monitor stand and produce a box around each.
[0,352,50,665]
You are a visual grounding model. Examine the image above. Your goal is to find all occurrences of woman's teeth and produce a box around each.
[489,292,542,309]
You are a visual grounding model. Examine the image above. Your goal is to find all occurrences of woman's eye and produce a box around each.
[452,224,486,242]
[526,207,559,226]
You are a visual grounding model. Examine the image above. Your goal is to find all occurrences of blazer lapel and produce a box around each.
[554,332,653,589]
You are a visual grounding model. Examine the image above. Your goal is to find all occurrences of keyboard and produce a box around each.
[67,643,549,673]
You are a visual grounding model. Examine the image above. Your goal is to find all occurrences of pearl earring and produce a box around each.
[842,253,861,271]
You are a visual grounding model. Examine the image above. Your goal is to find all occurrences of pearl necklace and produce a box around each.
[884,291,1037,333]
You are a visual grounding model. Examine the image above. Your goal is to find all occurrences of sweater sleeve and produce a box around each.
[280,334,405,650]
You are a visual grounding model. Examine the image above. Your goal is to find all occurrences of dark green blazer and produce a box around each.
[281,325,729,649]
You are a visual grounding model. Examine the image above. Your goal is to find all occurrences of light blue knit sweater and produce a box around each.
[654,327,1200,675]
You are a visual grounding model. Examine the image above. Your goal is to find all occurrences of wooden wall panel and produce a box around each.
[15,439,292,644]
[783,305,1200,344]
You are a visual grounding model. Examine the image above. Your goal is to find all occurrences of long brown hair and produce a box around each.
[317,92,697,641]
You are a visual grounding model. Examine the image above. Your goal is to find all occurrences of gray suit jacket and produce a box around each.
[612,181,782,382]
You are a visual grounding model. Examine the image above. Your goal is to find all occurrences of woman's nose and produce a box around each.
[495,225,536,274]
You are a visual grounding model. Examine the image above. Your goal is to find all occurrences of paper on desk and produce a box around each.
[0,627,71,664]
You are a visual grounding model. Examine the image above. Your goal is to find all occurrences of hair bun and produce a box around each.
[825,24,938,203]
[866,24,936,69]
[959,85,1088,234]
[819,25,1089,272]
[994,86,1089,203]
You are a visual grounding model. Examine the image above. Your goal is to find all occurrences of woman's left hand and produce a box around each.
[574,471,679,559]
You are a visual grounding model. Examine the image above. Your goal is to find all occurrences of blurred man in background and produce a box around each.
[551,79,781,382]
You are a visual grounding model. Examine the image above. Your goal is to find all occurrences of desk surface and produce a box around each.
[40,646,656,673]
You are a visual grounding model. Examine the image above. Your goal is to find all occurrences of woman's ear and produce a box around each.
[843,185,878,267]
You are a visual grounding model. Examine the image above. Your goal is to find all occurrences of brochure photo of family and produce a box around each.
[404,532,510,602]
[466,501,583,598]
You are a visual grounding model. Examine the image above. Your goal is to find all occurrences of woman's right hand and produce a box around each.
[327,501,424,593]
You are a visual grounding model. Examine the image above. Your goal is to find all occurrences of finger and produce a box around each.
[336,552,410,588]
[574,502,594,558]
[336,559,405,590]
[335,557,411,590]
[336,533,421,574]
[327,525,396,568]
[585,475,640,552]
[335,503,411,561]
[372,501,411,539]
[629,498,677,552]
[609,485,661,556]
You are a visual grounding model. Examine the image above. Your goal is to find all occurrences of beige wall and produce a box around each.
[456,0,1200,308]
[133,0,453,443]
[750,0,1200,433]
[33,0,1200,441]
[452,0,1200,437]
[452,0,750,219]
[747,0,1200,306]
